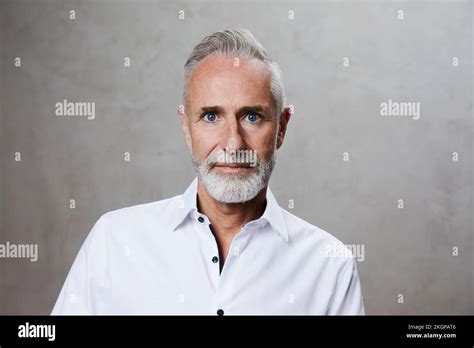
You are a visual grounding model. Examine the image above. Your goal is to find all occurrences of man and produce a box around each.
[52,28,365,315]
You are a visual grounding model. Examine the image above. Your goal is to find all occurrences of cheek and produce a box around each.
[250,126,277,159]
[189,126,216,160]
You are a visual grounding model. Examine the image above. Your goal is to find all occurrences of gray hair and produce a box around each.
[183,28,286,117]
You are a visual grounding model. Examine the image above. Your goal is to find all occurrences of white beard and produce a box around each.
[192,151,276,204]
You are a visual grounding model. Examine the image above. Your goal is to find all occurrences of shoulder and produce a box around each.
[280,208,355,267]
[88,195,183,243]
[101,195,181,225]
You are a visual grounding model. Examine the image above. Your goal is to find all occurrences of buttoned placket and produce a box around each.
[192,211,266,316]
[191,212,220,290]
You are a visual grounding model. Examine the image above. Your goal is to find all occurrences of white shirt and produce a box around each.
[52,178,365,315]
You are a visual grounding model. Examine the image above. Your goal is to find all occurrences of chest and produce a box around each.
[105,225,332,314]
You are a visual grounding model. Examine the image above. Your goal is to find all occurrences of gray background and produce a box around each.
[0,0,472,314]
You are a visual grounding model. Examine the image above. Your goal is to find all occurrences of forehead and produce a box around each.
[187,53,273,111]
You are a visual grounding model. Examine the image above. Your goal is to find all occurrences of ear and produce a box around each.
[178,104,192,151]
[276,105,293,150]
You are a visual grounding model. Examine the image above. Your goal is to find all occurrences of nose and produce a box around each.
[222,118,246,151]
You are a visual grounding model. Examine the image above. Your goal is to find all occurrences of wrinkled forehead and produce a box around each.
[186,53,274,114]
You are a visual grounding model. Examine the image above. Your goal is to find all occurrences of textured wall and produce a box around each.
[0,0,472,314]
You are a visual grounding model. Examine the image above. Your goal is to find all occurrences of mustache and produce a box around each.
[205,149,260,168]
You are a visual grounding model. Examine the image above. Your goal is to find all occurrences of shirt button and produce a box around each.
[212,256,219,263]
[198,216,204,223]
[217,309,224,316]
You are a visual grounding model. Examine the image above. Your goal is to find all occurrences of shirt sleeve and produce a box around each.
[327,256,365,315]
[51,214,111,315]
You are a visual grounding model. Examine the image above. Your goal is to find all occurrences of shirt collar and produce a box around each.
[171,177,289,243]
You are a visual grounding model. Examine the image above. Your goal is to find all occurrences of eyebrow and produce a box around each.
[198,105,271,117]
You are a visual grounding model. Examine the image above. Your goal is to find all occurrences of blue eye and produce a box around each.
[203,113,217,122]
[246,113,260,123]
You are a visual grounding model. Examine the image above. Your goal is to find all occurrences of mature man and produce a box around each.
[52,28,365,315]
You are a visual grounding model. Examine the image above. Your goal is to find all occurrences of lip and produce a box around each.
[213,164,252,174]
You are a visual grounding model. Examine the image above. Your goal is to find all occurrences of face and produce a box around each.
[179,52,291,203]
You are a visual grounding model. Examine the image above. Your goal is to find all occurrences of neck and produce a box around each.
[196,180,267,240]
